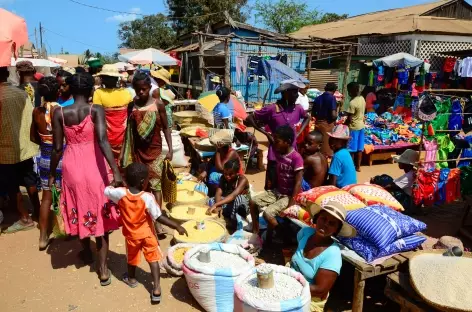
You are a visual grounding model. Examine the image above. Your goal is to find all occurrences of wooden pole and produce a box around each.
[198,34,207,91]
[341,47,352,109]
[224,38,231,88]
[307,49,313,84]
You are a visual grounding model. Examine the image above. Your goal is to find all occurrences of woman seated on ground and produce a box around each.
[206,159,250,228]
[197,141,243,196]
[290,201,356,312]
[370,149,418,212]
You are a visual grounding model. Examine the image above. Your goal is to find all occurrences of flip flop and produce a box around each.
[4,221,35,234]
[151,293,161,304]
[122,273,138,288]
[99,270,112,287]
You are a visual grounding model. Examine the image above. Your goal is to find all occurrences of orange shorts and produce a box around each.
[125,236,161,266]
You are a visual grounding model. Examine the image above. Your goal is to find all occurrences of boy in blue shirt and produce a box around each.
[327,125,357,188]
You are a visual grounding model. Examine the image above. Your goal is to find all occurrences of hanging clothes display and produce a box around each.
[460,57,472,78]
[413,169,440,206]
[443,57,457,73]
[460,166,472,196]
[430,98,451,131]
[436,168,450,204]
[458,136,472,168]
[436,135,455,169]
[448,99,463,132]
[423,139,438,171]
[235,55,248,83]
[445,168,461,203]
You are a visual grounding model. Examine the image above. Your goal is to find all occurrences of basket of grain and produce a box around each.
[180,126,208,137]
[183,243,255,312]
[234,263,311,312]
[164,243,197,276]
[177,180,198,192]
[173,111,212,127]
[176,189,207,205]
[173,219,227,244]
[169,204,217,223]
[409,252,472,312]
[195,138,216,152]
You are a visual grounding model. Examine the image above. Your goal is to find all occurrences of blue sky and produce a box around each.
[0,0,454,54]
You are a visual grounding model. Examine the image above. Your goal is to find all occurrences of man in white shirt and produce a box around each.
[295,86,310,111]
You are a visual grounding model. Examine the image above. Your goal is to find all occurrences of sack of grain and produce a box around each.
[165,243,197,276]
[183,243,255,312]
[234,264,311,312]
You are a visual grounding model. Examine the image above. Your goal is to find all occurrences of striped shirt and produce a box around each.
[0,83,39,164]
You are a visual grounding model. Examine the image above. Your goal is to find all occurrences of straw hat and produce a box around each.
[125,64,136,71]
[310,201,356,237]
[392,149,419,166]
[274,79,306,94]
[151,68,170,85]
[96,64,123,77]
[327,124,350,140]
[211,76,221,83]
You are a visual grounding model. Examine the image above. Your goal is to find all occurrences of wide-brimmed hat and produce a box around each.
[311,201,356,237]
[393,149,419,166]
[151,68,171,85]
[96,64,123,78]
[274,79,306,94]
[327,124,350,140]
[125,64,136,71]
[211,76,221,83]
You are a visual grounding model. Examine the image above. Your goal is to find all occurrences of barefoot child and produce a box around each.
[104,163,187,304]
[206,158,250,227]
[302,130,328,191]
[249,125,304,243]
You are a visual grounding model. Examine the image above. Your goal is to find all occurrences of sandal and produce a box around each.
[122,273,138,288]
[99,270,112,287]
[151,292,161,304]
[4,221,35,234]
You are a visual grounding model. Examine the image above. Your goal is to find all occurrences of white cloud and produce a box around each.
[106,7,141,22]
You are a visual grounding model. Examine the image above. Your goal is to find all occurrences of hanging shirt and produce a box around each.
[423,139,438,171]
[448,99,463,132]
[443,57,456,73]
[436,135,455,169]
[458,136,472,167]
[461,57,472,78]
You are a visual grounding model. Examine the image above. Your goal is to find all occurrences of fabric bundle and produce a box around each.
[342,183,404,211]
[339,205,426,262]
[412,168,461,206]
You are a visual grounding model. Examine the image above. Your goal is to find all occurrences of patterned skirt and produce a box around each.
[39,141,63,190]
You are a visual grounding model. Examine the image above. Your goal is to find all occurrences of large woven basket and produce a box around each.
[173,219,227,244]
[169,204,217,223]
[175,189,207,205]
[409,251,472,312]
[195,138,216,152]
[173,111,212,127]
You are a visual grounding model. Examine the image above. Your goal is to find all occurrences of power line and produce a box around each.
[42,27,112,51]
[67,0,224,19]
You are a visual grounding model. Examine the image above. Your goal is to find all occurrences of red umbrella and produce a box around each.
[0,9,28,66]
[228,94,248,120]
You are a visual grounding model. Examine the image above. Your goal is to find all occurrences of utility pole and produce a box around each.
[34,27,39,59]
[39,22,44,58]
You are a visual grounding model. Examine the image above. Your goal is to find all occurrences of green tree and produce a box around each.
[118,14,176,50]
[166,0,249,36]
[254,0,348,34]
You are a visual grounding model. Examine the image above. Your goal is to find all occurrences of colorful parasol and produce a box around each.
[197,91,247,120]
[0,9,28,67]
[118,48,178,66]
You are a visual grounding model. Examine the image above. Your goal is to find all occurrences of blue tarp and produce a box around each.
[256,59,309,85]
[373,53,424,68]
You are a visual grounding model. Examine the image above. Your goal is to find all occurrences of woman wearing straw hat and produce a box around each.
[290,201,356,312]
[327,124,357,188]
[150,67,175,129]
[371,149,419,211]
[92,64,132,161]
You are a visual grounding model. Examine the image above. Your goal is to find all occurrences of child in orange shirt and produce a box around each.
[105,163,187,304]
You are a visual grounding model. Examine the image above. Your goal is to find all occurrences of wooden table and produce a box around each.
[344,251,415,312]
[363,143,419,166]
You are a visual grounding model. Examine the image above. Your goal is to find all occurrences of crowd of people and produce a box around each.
[0,59,416,309]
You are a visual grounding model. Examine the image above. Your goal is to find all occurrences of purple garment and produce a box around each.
[274,149,304,196]
[254,102,306,161]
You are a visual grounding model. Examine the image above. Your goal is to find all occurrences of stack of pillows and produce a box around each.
[289,184,426,262]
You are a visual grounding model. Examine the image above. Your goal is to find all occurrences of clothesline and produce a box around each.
[415,157,472,164]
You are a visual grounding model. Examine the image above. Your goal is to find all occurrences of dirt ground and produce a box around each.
[0,132,469,312]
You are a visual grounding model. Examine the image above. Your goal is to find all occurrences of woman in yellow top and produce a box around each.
[92,64,132,161]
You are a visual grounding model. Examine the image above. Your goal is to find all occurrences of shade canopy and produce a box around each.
[11,57,61,68]
[48,57,68,65]
[0,9,28,66]
[373,52,424,68]
[118,48,178,66]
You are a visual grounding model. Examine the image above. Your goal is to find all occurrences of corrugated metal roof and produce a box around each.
[304,70,338,90]
[290,0,472,39]
[171,40,222,52]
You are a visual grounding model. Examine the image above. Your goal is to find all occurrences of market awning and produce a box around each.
[118,48,178,66]
[11,57,61,67]
[373,53,424,68]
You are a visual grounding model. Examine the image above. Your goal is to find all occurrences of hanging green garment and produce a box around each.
[416,65,425,87]
[428,99,451,132]
[368,70,374,87]
[436,134,455,169]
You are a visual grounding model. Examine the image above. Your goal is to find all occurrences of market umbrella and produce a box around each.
[0,9,28,66]
[118,48,178,66]
[373,52,424,68]
[11,57,61,68]
[197,91,247,120]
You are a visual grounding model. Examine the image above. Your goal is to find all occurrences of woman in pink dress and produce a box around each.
[49,73,123,286]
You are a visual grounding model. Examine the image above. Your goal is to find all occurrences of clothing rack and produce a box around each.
[413,92,472,241]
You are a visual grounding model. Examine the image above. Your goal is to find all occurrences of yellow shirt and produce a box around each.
[346,96,366,130]
[93,88,132,108]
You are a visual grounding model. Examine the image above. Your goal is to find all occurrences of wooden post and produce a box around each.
[224,38,231,88]
[198,34,207,91]
[352,269,365,312]
[341,47,352,109]
[307,50,313,84]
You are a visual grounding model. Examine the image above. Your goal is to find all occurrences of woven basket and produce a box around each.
[175,189,207,205]
[195,138,216,152]
[162,160,177,204]
[173,111,212,127]
[169,204,217,223]
[173,219,227,244]
[409,251,472,312]
[180,126,208,137]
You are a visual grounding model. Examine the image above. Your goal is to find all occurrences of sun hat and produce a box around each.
[393,149,419,166]
[327,124,350,140]
[125,64,136,71]
[87,58,102,68]
[274,79,306,94]
[96,64,123,78]
[151,67,171,85]
[311,201,356,237]
[211,76,221,83]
